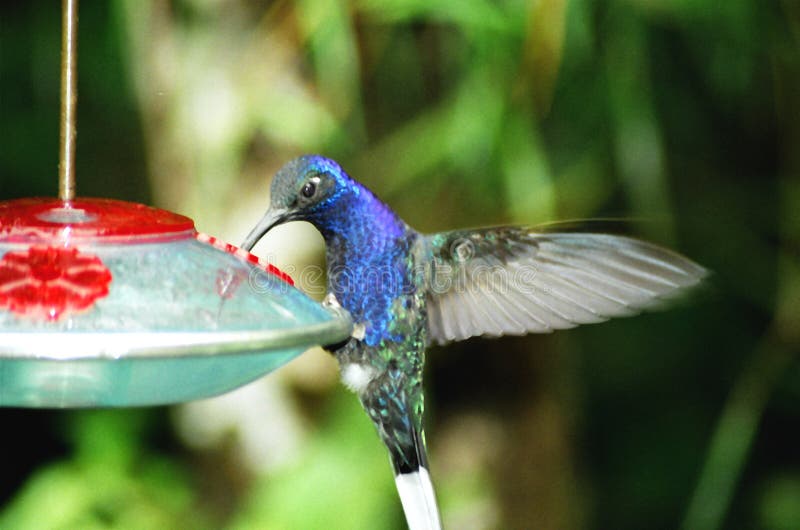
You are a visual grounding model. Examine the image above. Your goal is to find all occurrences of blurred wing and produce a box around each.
[425,227,707,345]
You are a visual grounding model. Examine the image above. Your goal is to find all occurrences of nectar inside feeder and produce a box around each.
[0,198,351,408]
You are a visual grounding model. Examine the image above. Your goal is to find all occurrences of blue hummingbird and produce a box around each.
[241,155,706,530]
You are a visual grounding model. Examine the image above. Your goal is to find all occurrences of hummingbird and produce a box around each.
[241,155,706,530]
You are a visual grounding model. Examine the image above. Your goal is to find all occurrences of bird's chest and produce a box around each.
[326,237,426,348]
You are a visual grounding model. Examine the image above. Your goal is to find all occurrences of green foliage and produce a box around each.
[0,411,204,530]
[229,391,401,530]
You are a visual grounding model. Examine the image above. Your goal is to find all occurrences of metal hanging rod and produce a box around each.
[59,0,79,201]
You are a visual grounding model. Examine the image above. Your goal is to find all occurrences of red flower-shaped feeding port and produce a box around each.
[0,245,112,320]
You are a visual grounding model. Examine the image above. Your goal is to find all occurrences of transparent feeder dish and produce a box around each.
[0,198,351,408]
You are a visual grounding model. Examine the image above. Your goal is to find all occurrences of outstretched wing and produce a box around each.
[424,227,707,345]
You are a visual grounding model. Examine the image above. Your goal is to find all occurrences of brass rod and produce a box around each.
[58,0,79,201]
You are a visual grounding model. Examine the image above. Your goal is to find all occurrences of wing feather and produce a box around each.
[425,228,707,345]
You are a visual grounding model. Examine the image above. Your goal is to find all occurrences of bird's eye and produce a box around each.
[301,180,317,199]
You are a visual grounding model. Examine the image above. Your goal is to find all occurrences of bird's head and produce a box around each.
[241,155,352,251]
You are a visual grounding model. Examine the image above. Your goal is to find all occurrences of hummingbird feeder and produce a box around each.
[0,0,350,408]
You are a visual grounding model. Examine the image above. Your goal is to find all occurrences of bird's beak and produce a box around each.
[240,207,290,251]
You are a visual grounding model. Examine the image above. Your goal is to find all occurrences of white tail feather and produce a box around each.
[394,467,442,530]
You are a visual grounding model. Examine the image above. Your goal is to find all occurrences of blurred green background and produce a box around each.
[1,1,798,529]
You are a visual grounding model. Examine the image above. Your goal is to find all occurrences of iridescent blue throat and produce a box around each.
[312,173,417,347]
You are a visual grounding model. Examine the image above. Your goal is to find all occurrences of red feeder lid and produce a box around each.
[0,196,294,322]
[0,198,196,242]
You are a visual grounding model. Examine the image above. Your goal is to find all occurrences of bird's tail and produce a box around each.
[361,368,442,529]
[394,425,441,530]
[394,460,442,530]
